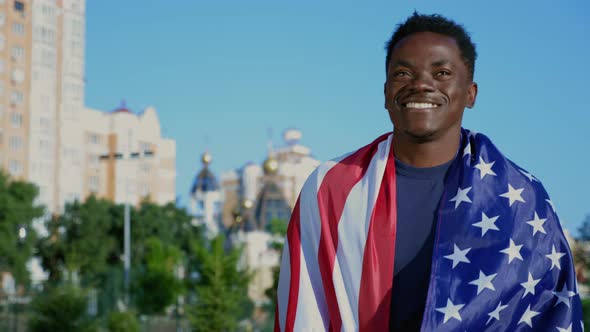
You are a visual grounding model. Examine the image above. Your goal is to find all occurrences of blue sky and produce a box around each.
[85,1,589,233]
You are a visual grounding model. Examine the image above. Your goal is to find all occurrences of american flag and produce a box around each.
[275,129,582,331]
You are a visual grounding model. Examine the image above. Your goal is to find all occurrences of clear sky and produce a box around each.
[85,1,589,233]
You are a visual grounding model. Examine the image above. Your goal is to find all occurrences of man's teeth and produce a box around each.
[405,102,438,109]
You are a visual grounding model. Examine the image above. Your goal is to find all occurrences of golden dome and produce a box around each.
[201,151,212,166]
[242,199,253,209]
[263,156,279,175]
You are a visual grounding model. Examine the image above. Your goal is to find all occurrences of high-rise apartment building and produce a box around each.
[0,1,176,214]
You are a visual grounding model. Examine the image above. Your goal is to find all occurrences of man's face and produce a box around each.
[384,32,477,142]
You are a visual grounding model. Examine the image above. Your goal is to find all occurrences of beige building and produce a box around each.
[81,104,176,206]
[0,1,175,213]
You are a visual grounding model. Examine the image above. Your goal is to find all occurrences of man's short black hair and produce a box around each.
[385,12,477,79]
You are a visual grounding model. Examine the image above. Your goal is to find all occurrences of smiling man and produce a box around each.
[275,13,582,331]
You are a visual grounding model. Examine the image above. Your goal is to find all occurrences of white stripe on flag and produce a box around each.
[333,136,391,331]
[293,164,332,330]
[277,237,291,332]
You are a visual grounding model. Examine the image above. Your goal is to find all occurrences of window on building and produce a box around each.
[11,69,24,84]
[40,117,50,133]
[12,22,24,35]
[39,139,50,150]
[14,1,25,13]
[89,176,99,193]
[89,154,99,168]
[8,160,22,175]
[140,163,150,174]
[10,113,22,128]
[9,136,23,151]
[139,183,150,197]
[88,133,100,145]
[10,91,24,105]
[11,46,24,60]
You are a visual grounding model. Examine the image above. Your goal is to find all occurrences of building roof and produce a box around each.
[112,100,133,114]
[191,152,220,194]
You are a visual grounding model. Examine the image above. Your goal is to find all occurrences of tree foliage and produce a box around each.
[107,310,139,332]
[187,235,252,331]
[577,214,590,242]
[38,196,116,284]
[133,237,183,315]
[28,284,98,332]
[0,171,44,285]
[36,196,202,319]
[262,218,288,330]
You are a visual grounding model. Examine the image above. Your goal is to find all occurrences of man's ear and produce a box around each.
[466,82,478,109]
[384,82,387,108]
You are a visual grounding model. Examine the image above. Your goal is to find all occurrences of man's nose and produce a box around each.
[408,73,435,92]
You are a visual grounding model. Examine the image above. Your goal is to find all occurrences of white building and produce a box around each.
[219,128,320,304]
[189,151,223,238]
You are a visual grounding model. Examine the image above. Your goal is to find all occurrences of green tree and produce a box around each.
[262,218,288,331]
[0,171,44,285]
[577,214,590,241]
[28,284,98,332]
[37,196,116,285]
[128,201,198,266]
[107,310,139,332]
[133,237,183,315]
[187,235,252,331]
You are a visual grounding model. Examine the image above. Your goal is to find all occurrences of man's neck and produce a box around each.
[392,129,461,168]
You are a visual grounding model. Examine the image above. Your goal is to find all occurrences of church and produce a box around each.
[189,128,320,304]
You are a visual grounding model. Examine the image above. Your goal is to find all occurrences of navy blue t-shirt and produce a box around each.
[389,158,453,331]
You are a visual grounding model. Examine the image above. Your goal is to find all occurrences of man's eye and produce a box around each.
[394,71,410,77]
[437,70,451,76]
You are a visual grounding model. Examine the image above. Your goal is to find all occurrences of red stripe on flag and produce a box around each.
[358,144,396,331]
[274,295,280,332]
[284,198,302,331]
[317,133,391,331]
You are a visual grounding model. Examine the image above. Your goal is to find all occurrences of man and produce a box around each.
[275,13,582,331]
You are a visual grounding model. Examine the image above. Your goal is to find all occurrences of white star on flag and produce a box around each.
[519,169,538,182]
[546,245,566,271]
[444,244,471,269]
[553,285,576,308]
[450,186,472,209]
[546,198,557,213]
[474,157,497,179]
[486,301,509,324]
[472,212,500,236]
[435,298,464,323]
[520,272,541,298]
[557,323,573,332]
[526,212,547,236]
[499,183,525,206]
[500,238,523,263]
[517,305,540,328]
[469,270,497,295]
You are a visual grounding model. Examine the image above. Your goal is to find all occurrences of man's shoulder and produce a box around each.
[301,132,393,194]
[469,130,552,205]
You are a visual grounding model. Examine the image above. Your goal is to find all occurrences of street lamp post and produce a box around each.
[13,225,26,332]
[100,134,154,307]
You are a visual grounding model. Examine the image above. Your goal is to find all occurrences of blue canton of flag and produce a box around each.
[420,129,583,332]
